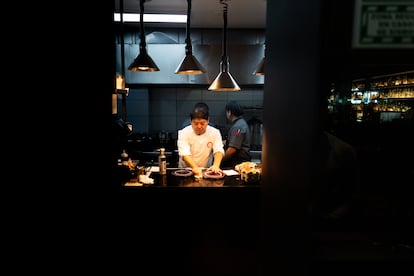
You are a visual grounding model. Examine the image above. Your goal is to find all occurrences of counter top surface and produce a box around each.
[123,168,260,188]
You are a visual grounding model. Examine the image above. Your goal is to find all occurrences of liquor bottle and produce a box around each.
[158,148,167,174]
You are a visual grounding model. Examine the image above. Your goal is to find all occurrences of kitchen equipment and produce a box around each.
[247,117,263,150]
[158,131,171,145]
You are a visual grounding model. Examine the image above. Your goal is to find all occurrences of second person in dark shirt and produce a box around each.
[221,101,252,169]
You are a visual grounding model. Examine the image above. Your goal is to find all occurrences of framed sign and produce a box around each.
[352,0,414,48]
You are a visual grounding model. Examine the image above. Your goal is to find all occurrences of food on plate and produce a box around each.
[235,162,261,183]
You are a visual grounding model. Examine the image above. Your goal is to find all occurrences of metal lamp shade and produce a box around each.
[253,57,265,76]
[128,49,160,72]
[208,60,240,91]
[175,54,206,74]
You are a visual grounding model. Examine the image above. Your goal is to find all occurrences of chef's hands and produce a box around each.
[192,165,223,180]
[208,164,222,174]
[192,167,203,180]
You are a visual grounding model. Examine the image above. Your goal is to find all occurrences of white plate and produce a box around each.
[172,169,193,177]
[202,171,225,179]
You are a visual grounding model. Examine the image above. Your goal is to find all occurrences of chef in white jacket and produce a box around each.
[177,105,224,178]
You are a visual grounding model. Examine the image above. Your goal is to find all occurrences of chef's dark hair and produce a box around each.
[190,102,209,120]
[193,102,209,112]
[225,101,243,116]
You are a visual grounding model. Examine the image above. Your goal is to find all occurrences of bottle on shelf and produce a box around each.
[158,147,167,174]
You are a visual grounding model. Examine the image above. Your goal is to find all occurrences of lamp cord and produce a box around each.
[120,0,125,77]
[185,0,193,55]
[220,0,228,59]
[139,0,147,51]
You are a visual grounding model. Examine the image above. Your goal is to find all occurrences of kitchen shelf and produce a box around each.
[375,84,414,90]
[380,97,414,100]
[350,70,414,123]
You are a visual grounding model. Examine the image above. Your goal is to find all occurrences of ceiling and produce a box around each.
[114,0,267,29]
[114,0,413,79]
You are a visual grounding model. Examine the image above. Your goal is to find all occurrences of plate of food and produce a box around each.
[202,170,226,179]
[171,169,193,177]
[235,162,261,183]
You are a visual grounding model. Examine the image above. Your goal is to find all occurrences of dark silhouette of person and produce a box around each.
[310,131,360,224]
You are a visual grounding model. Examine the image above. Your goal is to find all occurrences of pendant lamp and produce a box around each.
[253,44,265,76]
[128,0,160,72]
[253,57,265,76]
[208,0,240,91]
[175,0,206,74]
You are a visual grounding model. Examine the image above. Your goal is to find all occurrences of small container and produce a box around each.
[120,150,129,165]
[158,148,167,174]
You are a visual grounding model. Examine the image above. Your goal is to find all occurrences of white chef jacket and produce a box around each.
[177,125,225,168]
